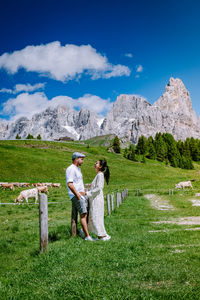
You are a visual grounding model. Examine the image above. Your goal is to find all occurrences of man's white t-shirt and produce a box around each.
[66,164,85,200]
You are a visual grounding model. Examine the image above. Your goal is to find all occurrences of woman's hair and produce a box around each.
[99,159,110,185]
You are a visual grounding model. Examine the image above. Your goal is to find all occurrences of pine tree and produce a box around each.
[183,138,191,158]
[112,136,121,153]
[136,135,147,155]
[128,144,136,161]
[189,137,200,161]
[16,134,21,139]
[37,134,41,140]
[123,147,128,158]
[26,133,34,139]
[162,133,181,167]
[146,136,156,159]
[154,134,167,162]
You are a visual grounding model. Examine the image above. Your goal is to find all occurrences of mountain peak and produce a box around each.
[154,78,196,120]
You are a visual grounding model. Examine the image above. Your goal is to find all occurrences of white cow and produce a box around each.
[175,180,193,189]
[15,188,38,204]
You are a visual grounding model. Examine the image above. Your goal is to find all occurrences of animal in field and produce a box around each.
[32,183,43,187]
[1,183,15,190]
[15,188,38,204]
[42,183,53,187]
[175,180,193,189]
[0,182,8,186]
[17,183,30,187]
[15,186,49,204]
[37,185,48,193]
[51,183,61,188]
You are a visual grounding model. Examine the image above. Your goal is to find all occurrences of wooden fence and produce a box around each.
[38,188,128,252]
[106,189,128,215]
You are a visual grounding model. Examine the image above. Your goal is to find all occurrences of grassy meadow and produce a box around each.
[1,140,200,299]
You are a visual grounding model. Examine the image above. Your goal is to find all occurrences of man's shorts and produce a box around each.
[71,196,88,215]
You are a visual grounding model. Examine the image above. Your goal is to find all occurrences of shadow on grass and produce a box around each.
[48,225,71,242]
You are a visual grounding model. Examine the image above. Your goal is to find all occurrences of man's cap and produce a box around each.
[72,152,86,160]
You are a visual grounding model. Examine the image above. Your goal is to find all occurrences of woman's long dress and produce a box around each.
[87,172,107,236]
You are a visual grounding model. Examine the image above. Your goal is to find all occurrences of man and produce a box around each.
[66,152,94,241]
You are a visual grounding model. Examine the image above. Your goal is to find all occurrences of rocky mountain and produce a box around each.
[0,105,101,141]
[0,77,199,142]
[101,77,200,142]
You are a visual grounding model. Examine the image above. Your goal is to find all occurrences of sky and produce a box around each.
[0,0,200,121]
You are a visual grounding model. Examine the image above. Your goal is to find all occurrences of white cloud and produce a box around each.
[102,64,130,79]
[0,88,13,93]
[125,53,133,58]
[1,92,49,120]
[136,65,143,73]
[0,41,131,82]
[0,82,45,94]
[15,83,46,93]
[0,91,112,121]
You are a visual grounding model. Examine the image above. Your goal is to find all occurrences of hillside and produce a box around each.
[1,140,200,299]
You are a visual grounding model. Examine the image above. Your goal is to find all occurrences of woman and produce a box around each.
[86,159,111,241]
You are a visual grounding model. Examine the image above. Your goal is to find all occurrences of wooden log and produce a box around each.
[111,194,114,211]
[71,203,78,237]
[107,194,111,215]
[39,193,48,253]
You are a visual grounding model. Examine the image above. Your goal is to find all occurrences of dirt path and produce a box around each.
[144,194,174,211]
[153,216,200,225]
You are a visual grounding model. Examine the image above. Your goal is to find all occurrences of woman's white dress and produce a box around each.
[87,172,107,236]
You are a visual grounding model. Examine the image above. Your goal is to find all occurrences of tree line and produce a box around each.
[113,133,200,170]
[16,133,41,140]
[124,133,198,169]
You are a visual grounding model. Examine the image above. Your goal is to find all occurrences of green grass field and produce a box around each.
[1,140,200,299]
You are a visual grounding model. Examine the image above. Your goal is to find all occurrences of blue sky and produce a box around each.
[0,0,200,121]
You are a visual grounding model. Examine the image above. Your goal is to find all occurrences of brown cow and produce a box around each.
[1,183,15,190]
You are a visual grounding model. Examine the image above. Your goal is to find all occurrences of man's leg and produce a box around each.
[71,200,78,236]
[80,213,89,237]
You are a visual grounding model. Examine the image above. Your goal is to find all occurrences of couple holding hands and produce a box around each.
[66,152,111,242]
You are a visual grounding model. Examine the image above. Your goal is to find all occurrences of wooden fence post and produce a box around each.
[117,192,120,207]
[107,194,111,215]
[111,193,114,211]
[71,203,78,237]
[39,193,48,253]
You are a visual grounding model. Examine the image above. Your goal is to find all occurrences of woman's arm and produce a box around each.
[86,173,104,199]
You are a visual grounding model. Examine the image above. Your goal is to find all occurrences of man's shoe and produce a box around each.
[84,235,95,241]
[78,229,86,239]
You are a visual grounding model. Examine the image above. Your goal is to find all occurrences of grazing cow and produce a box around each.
[18,183,30,187]
[15,188,38,204]
[1,183,15,190]
[0,182,8,186]
[37,186,48,193]
[51,183,61,188]
[42,183,52,187]
[175,180,193,189]
[32,183,43,187]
